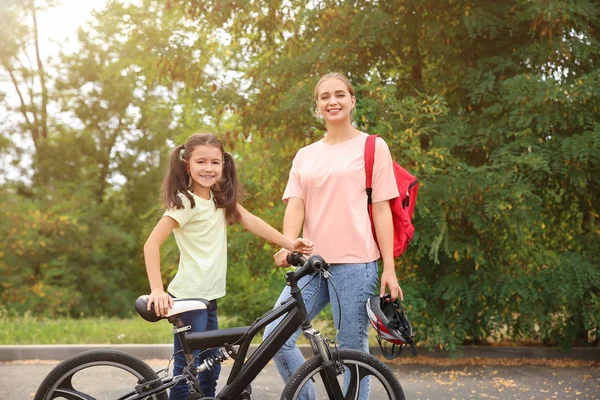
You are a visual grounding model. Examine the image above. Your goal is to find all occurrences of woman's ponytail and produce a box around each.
[161,144,195,210]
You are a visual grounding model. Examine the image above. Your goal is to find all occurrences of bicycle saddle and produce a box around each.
[135,295,211,322]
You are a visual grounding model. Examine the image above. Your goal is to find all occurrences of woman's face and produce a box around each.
[315,78,356,124]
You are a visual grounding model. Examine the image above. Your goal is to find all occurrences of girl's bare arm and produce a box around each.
[237,202,312,254]
[143,216,178,316]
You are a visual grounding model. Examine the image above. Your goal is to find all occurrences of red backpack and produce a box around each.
[365,134,419,258]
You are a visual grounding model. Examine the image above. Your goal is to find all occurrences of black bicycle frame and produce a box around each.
[181,259,321,399]
[217,297,305,398]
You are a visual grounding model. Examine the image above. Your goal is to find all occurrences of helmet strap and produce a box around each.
[375,332,404,360]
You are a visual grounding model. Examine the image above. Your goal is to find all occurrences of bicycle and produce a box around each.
[34,253,406,400]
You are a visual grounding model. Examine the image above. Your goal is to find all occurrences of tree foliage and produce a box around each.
[1,0,598,349]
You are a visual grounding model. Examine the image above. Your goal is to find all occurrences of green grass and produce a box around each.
[0,314,174,344]
[0,313,370,345]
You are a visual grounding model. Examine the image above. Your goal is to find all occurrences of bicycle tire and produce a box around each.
[280,348,405,400]
[34,349,169,400]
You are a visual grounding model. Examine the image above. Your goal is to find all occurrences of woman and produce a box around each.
[263,73,402,399]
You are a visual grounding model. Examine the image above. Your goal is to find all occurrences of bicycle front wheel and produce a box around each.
[281,348,405,400]
[34,349,169,400]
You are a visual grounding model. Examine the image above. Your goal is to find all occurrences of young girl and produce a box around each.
[263,73,401,399]
[144,133,313,399]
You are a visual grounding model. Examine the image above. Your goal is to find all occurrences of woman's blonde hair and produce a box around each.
[313,72,355,102]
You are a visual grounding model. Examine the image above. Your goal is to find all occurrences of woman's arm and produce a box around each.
[372,200,403,300]
[282,197,305,238]
[237,202,312,254]
[274,197,306,266]
[143,216,178,316]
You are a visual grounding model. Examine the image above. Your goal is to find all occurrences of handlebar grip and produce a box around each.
[311,257,324,271]
[291,254,329,282]
[287,252,307,267]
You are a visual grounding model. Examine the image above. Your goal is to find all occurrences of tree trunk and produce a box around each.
[30,0,48,141]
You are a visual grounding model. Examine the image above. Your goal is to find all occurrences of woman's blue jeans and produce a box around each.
[169,298,221,400]
[262,261,379,400]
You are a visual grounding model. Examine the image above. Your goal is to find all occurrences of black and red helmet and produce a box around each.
[366,294,416,358]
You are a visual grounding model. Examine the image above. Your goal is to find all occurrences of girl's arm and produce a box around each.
[237,202,312,255]
[143,216,178,317]
[372,200,403,301]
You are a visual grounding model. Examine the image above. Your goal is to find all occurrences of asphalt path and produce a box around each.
[3,358,599,400]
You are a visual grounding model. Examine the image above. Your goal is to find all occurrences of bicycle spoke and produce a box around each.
[34,350,169,400]
[343,364,359,400]
[51,388,96,400]
[50,374,96,400]
[318,367,345,399]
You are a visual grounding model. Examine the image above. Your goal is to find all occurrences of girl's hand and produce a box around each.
[291,238,314,255]
[274,248,291,267]
[380,269,404,301]
[148,290,173,317]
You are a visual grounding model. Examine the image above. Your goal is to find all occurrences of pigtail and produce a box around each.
[213,151,242,224]
[161,144,195,210]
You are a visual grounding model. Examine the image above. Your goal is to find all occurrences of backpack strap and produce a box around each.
[364,134,380,205]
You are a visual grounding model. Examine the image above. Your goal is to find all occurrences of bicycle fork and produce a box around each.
[304,327,346,399]
[304,328,330,361]
[304,328,344,374]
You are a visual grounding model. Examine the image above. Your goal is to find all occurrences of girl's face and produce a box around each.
[315,78,356,124]
[186,145,224,196]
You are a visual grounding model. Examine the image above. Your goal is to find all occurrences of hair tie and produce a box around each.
[178,148,185,161]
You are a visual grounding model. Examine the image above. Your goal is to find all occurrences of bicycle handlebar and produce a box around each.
[286,252,329,282]
[286,252,307,266]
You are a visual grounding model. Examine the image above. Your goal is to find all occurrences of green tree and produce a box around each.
[0,0,263,317]
[172,0,600,347]
[1,0,597,351]
[0,0,57,149]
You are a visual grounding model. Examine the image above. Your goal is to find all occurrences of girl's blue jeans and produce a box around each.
[169,298,221,400]
[262,261,379,400]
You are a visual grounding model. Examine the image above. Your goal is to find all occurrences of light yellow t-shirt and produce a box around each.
[164,191,227,300]
[283,132,399,263]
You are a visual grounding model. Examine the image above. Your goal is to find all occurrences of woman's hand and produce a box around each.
[274,248,291,267]
[290,238,314,255]
[380,269,404,301]
[147,290,173,317]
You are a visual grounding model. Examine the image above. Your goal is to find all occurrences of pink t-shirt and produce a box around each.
[283,132,399,263]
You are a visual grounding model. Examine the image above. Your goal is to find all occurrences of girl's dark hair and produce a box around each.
[161,133,242,225]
